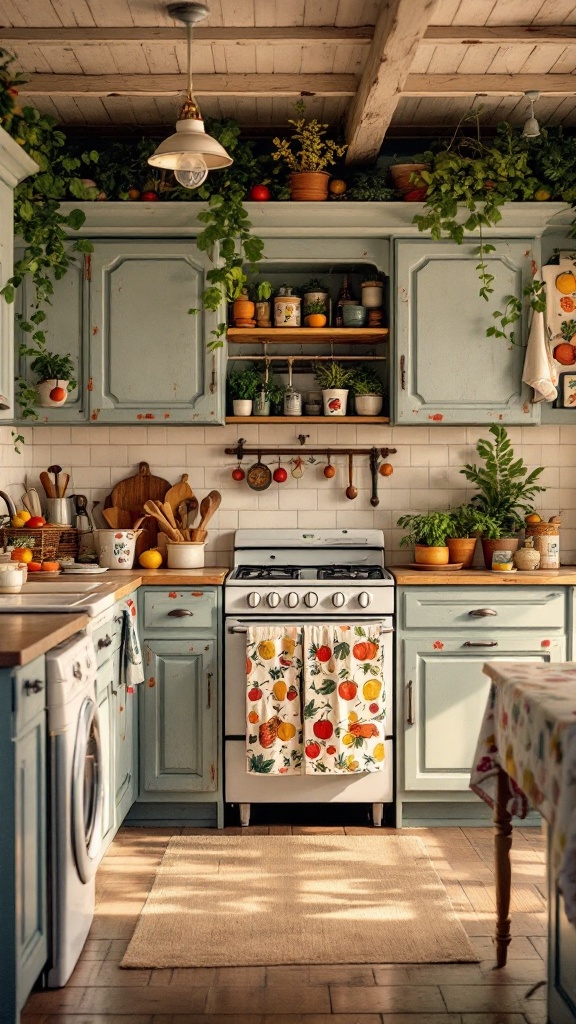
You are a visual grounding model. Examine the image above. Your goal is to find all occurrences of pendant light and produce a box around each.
[522,91,541,139]
[148,1,233,187]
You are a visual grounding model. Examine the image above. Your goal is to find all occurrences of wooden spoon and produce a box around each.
[346,453,358,500]
[48,464,62,497]
[40,471,56,499]
[196,490,222,532]
[143,500,183,543]
[58,472,70,497]
[177,497,198,530]
[102,507,133,529]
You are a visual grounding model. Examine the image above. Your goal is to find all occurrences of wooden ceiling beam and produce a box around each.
[0,25,373,44]
[19,73,358,97]
[345,0,438,165]
[403,73,576,96]
[426,25,576,44]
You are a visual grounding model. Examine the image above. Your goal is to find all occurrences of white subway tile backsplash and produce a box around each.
[71,426,110,445]
[297,510,336,528]
[279,489,318,510]
[92,446,128,468]
[522,425,559,444]
[411,445,449,466]
[132,445,186,466]
[238,510,297,529]
[108,426,147,444]
[51,445,92,467]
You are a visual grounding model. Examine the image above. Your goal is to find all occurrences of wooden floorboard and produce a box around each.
[22,825,548,1023]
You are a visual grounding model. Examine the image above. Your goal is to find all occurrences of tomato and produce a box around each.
[338,680,358,701]
[326,745,337,755]
[315,645,332,662]
[287,686,298,701]
[27,515,46,528]
[553,342,576,366]
[49,386,67,402]
[313,719,333,740]
[248,686,263,701]
[141,191,159,202]
[305,741,321,759]
[560,297,575,313]
[248,184,271,201]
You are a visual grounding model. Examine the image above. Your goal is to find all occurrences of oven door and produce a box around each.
[224,616,394,738]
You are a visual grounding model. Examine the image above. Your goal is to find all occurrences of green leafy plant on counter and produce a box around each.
[459,424,546,536]
[227,364,262,401]
[447,504,492,539]
[397,511,454,549]
[349,365,384,396]
[314,361,352,390]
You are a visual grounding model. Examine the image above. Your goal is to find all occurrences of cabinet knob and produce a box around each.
[468,608,498,617]
[24,679,44,695]
[167,608,194,617]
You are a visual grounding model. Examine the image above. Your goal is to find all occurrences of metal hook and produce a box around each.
[298,434,310,446]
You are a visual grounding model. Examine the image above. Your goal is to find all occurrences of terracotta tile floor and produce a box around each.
[22,824,549,1024]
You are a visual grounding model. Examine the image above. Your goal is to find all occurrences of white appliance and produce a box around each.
[45,633,103,988]
[224,529,395,827]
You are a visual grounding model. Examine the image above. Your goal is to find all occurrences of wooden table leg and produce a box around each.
[494,766,513,967]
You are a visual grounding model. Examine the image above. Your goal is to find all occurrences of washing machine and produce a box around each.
[46,632,103,988]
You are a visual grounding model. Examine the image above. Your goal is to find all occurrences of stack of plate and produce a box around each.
[62,564,109,575]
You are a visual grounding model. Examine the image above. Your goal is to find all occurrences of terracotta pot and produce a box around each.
[233,297,255,324]
[389,162,429,194]
[447,536,477,568]
[304,313,327,328]
[481,537,519,569]
[414,544,449,565]
[289,170,330,202]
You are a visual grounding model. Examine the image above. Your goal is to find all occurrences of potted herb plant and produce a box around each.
[254,280,273,327]
[303,298,328,328]
[314,361,352,416]
[272,100,347,202]
[302,278,329,318]
[446,504,490,567]
[17,350,77,417]
[360,272,385,311]
[396,511,454,566]
[459,425,546,567]
[227,364,261,416]
[349,365,384,416]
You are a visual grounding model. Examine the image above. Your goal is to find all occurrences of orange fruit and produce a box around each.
[379,462,393,477]
[248,710,259,724]
[525,513,542,524]
[11,547,33,562]
[41,560,60,572]
[534,187,551,201]
[329,179,347,195]
[555,272,576,294]
[277,722,296,741]
[138,548,163,569]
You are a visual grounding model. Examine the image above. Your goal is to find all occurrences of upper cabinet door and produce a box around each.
[88,240,224,425]
[394,238,540,425]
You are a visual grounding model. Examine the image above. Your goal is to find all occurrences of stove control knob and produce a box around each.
[358,591,372,608]
[332,592,345,608]
[267,591,281,608]
[285,592,299,608]
[304,591,318,608]
[247,592,261,608]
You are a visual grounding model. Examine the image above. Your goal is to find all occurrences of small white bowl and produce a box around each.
[0,562,28,592]
[166,542,205,569]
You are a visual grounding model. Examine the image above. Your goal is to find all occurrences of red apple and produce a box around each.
[141,191,159,202]
[232,467,245,481]
[27,515,46,528]
[249,184,271,202]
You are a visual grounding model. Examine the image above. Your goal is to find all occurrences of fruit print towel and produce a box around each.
[245,624,386,775]
[246,626,304,775]
[303,624,386,774]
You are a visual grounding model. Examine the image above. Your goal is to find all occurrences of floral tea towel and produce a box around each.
[303,624,386,774]
[246,626,303,775]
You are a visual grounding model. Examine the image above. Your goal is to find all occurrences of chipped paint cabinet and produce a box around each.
[137,586,222,828]
[393,237,540,425]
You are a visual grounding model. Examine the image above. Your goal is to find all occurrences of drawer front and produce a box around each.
[91,609,123,668]
[142,588,218,635]
[401,587,566,631]
[13,655,46,735]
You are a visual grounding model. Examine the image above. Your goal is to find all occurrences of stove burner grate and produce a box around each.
[235,565,301,581]
[317,564,385,580]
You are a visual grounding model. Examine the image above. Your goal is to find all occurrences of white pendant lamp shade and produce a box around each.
[522,91,541,138]
[148,2,233,184]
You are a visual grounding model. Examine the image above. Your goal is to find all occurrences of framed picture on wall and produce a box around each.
[558,372,576,408]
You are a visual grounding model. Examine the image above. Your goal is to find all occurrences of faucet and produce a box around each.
[0,491,17,520]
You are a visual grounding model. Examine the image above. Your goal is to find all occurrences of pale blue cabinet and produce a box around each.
[0,655,48,1023]
[88,239,224,425]
[136,585,222,827]
[394,238,540,425]
[112,646,138,824]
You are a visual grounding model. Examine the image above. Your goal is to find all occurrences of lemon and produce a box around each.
[363,679,381,700]
[11,515,27,527]
[348,711,359,723]
[258,640,276,661]
[138,548,163,569]
[342,732,354,746]
[373,743,385,762]
[16,509,31,522]
[277,722,296,741]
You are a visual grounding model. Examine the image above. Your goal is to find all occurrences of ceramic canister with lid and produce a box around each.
[274,290,301,327]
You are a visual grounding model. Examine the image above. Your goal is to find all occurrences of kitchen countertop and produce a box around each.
[0,567,229,667]
[391,565,576,585]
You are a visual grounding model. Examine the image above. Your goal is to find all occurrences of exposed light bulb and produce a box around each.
[174,152,208,189]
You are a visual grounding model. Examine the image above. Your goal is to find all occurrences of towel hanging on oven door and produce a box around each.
[245,624,386,775]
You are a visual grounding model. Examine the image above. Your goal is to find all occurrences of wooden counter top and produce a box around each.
[0,613,90,668]
[391,565,576,585]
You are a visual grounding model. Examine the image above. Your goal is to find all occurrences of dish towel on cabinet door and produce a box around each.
[120,596,145,689]
[522,270,557,403]
[245,624,386,775]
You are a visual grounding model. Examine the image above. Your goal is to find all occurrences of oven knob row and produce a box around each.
[358,591,372,608]
[267,592,281,608]
[332,592,345,608]
[304,591,318,607]
[247,592,261,608]
[285,592,299,608]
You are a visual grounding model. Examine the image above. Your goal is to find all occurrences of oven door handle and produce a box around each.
[228,624,394,634]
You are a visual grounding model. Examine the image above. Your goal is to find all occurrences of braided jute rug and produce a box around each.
[121,834,479,968]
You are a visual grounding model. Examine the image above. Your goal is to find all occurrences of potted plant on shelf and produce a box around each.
[360,272,385,311]
[396,511,454,566]
[459,425,546,568]
[227,364,262,416]
[272,100,347,202]
[314,361,352,416]
[17,349,77,418]
[254,281,273,327]
[302,278,330,319]
[303,298,327,328]
[253,374,286,416]
[446,504,490,567]
[349,365,384,416]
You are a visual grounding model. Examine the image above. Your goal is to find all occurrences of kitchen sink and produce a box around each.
[0,584,116,616]
[23,581,103,592]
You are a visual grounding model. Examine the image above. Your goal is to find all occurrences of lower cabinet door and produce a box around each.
[402,635,565,792]
[97,662,116,851]
[141,639,217,795]
[112,649,137,824]
[14,709,47,1008]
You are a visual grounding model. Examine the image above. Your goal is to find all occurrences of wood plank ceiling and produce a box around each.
[1,0,575,163]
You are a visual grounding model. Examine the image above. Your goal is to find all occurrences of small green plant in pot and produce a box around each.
[349,365,384,416]
[17,349,77,417]
[459,425,546,567]
[397,510,454,565]
[254,280,273,327]
[303,298,328,328]
[315,361,352,416]
[446,504,490,567]
[227,364,261,416]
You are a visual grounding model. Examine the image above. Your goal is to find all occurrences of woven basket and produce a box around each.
[56,527,79,562]
[1,527,61,561]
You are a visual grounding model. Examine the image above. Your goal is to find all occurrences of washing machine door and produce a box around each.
[72,696,104,883]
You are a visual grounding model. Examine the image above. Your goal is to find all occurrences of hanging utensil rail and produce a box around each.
[224,440,397,460]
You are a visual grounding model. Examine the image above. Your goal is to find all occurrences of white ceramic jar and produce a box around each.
[166,542,205,568]
[0,562,28,592]
[94,529,142,569]
[274,295,301,327]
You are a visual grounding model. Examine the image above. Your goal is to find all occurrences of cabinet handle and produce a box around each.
[462,640,498,647]
[207,671,213,709]
[24,679,44,695]
[468,608,498,617]
[97,635,112,648]
[400,354,406,390]
[167,608,194,617]
[406,679,415,725]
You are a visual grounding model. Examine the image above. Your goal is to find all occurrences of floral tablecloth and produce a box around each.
[470,661,576,925]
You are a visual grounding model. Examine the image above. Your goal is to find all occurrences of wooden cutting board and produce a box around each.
[105,462,170,548]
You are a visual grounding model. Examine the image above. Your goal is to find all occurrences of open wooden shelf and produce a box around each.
[226,416,390,424]
[227,327,388,344]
